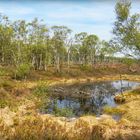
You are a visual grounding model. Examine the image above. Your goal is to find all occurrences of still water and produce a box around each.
[45,80,139,118]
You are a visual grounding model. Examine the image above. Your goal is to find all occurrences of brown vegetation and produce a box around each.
[0,67,140,140]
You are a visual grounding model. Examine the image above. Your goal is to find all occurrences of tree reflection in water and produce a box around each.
[47,80,139,117]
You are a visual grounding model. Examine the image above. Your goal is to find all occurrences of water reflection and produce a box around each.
[46,80,139,117]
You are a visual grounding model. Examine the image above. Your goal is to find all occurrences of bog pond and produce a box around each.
[42,80,139,119]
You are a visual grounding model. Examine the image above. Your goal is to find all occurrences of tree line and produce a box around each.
[0,0,139,76]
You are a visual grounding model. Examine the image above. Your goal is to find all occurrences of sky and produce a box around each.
[0,0,140,41]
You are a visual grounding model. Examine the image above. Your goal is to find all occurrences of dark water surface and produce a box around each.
[46,80,139,118]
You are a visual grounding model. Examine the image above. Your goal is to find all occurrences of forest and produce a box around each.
[0,0,139,77]
[0,0,140,140]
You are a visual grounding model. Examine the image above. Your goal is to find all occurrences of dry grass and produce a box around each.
[0,72,140,140]
[104,87,140,128]
[1,111,140,140]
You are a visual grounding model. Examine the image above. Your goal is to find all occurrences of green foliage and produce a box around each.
[0,7,139,75]
[33,81,49,96]
[54,107,74,117]
[80,65,92,71]
[52,101,74,117]
[0,68,7,76]
[113,1,140,57]
[15,63,31,80]
[32,81,49,110]
[41,97,75,117]
[115,0,130,22]
[122,58,135,66]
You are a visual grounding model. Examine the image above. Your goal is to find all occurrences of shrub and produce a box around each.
[122,58,135,65]
[33,81,49,97]
[15,63,31,80]
[32,81,49,110]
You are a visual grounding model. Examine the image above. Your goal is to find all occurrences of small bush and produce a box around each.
[32,81,49,110]
[33,81,49,97]
[15,63,31,80]
[122,58,135,66]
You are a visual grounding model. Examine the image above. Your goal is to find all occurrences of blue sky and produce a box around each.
[0,0,140,40]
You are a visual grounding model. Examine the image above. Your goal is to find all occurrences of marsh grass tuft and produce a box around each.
[103,106,126,115]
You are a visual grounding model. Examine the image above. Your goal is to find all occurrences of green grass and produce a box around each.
[53,106,74,117]
[103,105,126,115]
